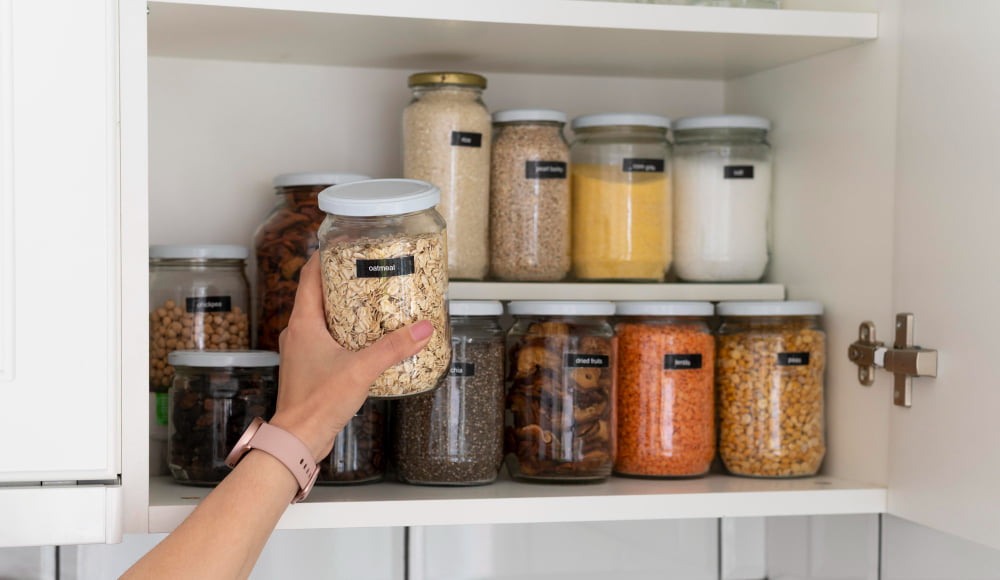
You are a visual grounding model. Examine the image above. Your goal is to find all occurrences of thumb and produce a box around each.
[352,321,435,386]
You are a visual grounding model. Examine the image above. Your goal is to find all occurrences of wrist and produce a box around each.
[269,413,332,463]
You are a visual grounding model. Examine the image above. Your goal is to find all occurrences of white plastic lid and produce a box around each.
[508,300,615,316]
[615,301,714,317]
[318,179,440,217]
[449,300,503,316]
[168,350,280,368]
[492,109,568,124]
[149,244,249,260]
[273,172,370,188]
[673,115,771,132]
[571,113,671,131]
[717,301,823,316]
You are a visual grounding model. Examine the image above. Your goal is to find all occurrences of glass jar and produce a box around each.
[673,115,773,282]
[614,301,715,478]
[570,113,673,281]
[317,179,451,398]
[167,350,278,485]
[506,301,616,481]
[395,300,506,486]
[317,399,387,484]
[403,72,491,280]
[490,109,571,281]
[716,301,826,478]
[253,172,369,351]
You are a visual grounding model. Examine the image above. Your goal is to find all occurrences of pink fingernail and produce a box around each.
[410,320,434,341]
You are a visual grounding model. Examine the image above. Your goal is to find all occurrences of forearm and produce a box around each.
[122,450,296,580]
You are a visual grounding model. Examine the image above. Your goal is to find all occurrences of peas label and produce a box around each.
[155,392,168,426]
[622,158,665,173]
[355,256,416,278]
[451,131,483,147]
[565,354,610,368]
[777,352,810,366]
[724,165,755,179]
[663,354,703,370]
[185,295,232,313]
[449,362,476,377]
[525,161,567,179]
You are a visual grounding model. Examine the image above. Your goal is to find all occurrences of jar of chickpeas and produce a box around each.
[716,301,826,478]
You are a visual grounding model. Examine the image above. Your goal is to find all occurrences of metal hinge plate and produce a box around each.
[847,313,938,408]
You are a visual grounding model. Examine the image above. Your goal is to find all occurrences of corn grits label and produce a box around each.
[622,158,665,173]
[525,161,567,179]
[185,295,232,313]
[449,362,476,377]
[724,165,755,179]
[663,354,703,370]
[355,256,416,278]
[451,131,483,147]
[565,354,610,368]
[777,352,810,366]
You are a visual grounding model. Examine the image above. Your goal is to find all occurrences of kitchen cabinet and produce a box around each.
[3,0,1000,568]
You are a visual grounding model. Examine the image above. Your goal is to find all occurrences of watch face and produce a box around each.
[224,417,265,468]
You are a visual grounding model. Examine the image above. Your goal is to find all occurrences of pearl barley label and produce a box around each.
[355,256,416,278]
[525,161,567,179]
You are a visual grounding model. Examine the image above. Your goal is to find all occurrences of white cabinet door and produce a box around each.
[888,0,1000,551]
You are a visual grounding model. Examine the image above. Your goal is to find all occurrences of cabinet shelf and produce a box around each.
[148,474,886,532]
[449,282,784,301]
[147,0,878,79]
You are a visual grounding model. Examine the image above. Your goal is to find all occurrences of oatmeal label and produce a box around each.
[663,354,703,370]
[451,131,483,148]
[622,158,665,173]
[525,161,568,179]
[355,256,416,278]
[565,354,610,368]
[777,352,811,366]
[449,362,476,377]
[185,295,232,313]
[724,165,755,179]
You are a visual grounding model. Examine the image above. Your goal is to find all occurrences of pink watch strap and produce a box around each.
[226,418,319,503]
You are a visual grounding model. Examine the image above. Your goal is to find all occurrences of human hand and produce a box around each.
[269,254,434,461]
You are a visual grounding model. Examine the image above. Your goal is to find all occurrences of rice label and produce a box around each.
[185,295,232,313]
[449,362,476,377]
[565,354,610,368]
[724,165,755,179]
[451,131,483,147]
[622,158,665,173]
[663,354,703,370]
[525,161,567,179]
[777,352,810,366]
[355,256,416,278]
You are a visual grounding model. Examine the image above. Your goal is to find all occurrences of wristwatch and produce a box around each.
[225,417,319,503]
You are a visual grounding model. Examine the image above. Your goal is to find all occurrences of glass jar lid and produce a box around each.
[508,300,615,316]
[673,115,771,132]
[615,301,714,317]
[168,350,279,368]
[318,179,440,217]
[149,244,249,260]
[273,172,370,188]
[717,301,823,316]
[450,300,503,316]
[408,72,487,89]
[571,113,671,131]
[492,109,567,124]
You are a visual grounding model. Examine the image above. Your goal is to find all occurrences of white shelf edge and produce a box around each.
[148,475,886,533]
[449,282,785,302]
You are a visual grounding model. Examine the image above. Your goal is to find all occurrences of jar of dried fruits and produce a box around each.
[614,301,715,478]
[506,301,616,481]
[317,178,451,398]
[317,399,387,485]
[167,350,278,485]
[253,172,369,351]
[716,301,826,478]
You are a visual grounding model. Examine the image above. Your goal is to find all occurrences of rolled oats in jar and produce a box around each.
[317,179,451,398]
[716,301,826,478]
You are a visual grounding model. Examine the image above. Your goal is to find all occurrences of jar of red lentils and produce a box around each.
[614,301,715,478]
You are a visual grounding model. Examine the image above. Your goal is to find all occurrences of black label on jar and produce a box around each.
[185,295,232,313]
[355,256,416,278]
[622,158,665,173]
[663,354,703,370]
[724,165,755,179]
[525,161,567,179]
[451,131,483,147]
[565,354,610,368]
[777,352,811,366]
[449,362,476,377]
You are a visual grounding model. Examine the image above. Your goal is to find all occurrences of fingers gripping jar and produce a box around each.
[716,301,826,478]
[317,179,451,398]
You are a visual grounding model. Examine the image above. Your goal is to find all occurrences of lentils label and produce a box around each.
[451,131,483,148]
[449,362,476,377]
[777,352,811,366]
[355,256,416,279]
[622,158,665,173]
[185,295,232,313]
[525,161,567,179]
[565,354,610,368]
[663,354,703,370]
[724,165,755,179]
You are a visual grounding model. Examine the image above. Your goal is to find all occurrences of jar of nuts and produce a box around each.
[716,301,826,478]
[317,399,388,485]
[506,301,616,482]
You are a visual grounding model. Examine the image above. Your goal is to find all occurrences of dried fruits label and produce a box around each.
[724,165,755,179]
[450,131,483,148]
[525,161,568,179]
[449,362,476,377]
[355,256,416,278]
[621,158,665,173]
[663,354,703,370]
[564,354,610,368]
[777,352,811,366]
[185,295,232,313]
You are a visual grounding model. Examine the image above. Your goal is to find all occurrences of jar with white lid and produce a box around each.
[167,350,278,485]
[506,301,616,481]
[317,179,451,398]
[716,301,825,478]
[673,115,773,282]
[490,109,571,281]
[253,172,370,352]
[570,113,673,281]
[404,72,491,280]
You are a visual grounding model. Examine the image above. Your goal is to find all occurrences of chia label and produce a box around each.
[724,165,755,179]
[777,352,810,366]
[451,131,483,148]
[355,256,416,278]
[663,354,703,370]
[622,158,665,173]
[565,354,610,368]
[525,161,567,179]
[449,362,476,377]
[185,295,232,313]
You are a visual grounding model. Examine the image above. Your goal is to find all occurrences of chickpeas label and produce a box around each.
[565,354,610,368]
[777,352,811,366]
[185,295,232,313]
[354,256,416,279]
[663,354,703,370]
[449,362,476,377]
[525,161,567,180]
[450,131,483,148]
[622,158,665,173]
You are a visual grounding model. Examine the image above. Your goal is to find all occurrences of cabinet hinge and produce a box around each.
[847,313,938,408]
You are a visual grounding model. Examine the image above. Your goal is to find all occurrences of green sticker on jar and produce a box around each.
[156,392,169,426]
